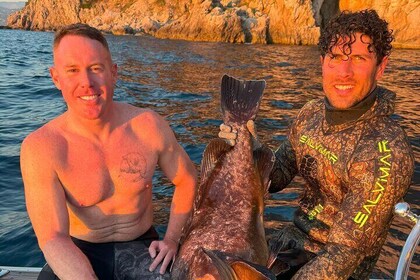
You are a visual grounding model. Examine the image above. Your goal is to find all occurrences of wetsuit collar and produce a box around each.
[324,87,378,125]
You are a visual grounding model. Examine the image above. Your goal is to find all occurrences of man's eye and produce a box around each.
[329,54,340,60]
[92,66,104,73]
[354,55,365,61]
[67,69,78,73]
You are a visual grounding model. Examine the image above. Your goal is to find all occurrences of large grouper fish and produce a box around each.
[171,75,276,280]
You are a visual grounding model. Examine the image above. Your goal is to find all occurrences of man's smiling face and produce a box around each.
[50,35,117,120]
[321,33,388,109]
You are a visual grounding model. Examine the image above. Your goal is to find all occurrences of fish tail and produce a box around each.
[221,74,266,124]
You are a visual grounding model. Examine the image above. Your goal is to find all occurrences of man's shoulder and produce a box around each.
[22,117,65,146]
[353,116,413,163]
[117,103,163,124]
[119,104,172,142]
[297,98,324,116]
[362,114,410,143]
[291,98,324,127]
[20,117,67,164]
[302,98,324,110]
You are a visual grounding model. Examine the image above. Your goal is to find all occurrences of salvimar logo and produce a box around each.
[353,140,391,228]
[308,203,324,220]
[299,135,338,164]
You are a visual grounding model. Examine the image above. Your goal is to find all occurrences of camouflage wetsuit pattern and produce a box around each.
[269,86,414,279]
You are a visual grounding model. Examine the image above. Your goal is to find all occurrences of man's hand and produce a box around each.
[218,120,261,148]
[218,123,238,146]
[148,238,178,274]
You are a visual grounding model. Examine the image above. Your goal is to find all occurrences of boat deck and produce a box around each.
[0,267,41,280]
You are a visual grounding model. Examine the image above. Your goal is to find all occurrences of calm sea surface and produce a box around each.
[0,29,418,279]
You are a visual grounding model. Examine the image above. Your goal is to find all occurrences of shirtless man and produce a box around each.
[20,23,197,280]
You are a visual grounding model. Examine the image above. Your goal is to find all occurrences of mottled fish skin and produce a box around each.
[171,75,275,280]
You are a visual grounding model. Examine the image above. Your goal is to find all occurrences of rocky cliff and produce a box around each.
[7,0,420,48]
[0,1,25,26]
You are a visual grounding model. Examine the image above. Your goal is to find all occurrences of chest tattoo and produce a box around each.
[119,152,147,182]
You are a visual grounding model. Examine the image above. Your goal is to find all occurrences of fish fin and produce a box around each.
[203,249,277,280]
[268,258,290,277]
[194,139,233,211]
[253,145,275,193]
[221,74,265,124]
[202,248,237,280]
[270,249,314,277]
[230,261,277,280]
[200,138,232,186]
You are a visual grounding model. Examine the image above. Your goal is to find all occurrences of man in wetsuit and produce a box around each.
[20,24,197,280]
[219,10,414,279]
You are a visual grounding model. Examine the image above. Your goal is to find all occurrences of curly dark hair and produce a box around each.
[318,9,394,64]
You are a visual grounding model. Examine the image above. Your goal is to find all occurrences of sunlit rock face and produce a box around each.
[6,0,419,48]
[340,0,419,49]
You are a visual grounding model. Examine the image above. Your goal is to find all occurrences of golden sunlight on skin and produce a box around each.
[321,33,388,109]
[21,32,197,278]
[170,156,197,214]
[50,35,118,121]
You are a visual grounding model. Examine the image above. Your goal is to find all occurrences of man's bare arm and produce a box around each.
[20,131,97,280]
[147,114,197,274]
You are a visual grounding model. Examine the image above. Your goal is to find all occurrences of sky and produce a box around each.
[0,1,27,2]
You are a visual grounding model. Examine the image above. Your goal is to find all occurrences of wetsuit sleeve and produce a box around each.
[268,139,298,193]
[293,131,414,279]
[269,101,317,193]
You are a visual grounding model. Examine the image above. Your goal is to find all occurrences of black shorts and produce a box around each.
[38,226,170,280]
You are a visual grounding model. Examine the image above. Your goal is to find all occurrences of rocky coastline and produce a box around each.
[6,0,420,48]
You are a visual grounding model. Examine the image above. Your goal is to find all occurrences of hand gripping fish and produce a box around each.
[171,75,276,280]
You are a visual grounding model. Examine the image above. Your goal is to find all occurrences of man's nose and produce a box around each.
[337,58,353,78]
[79,70,94,88]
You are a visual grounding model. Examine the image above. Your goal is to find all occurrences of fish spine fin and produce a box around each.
[253,145,276,195]
[194,139,232,211]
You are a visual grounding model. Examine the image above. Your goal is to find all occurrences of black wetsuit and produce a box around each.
[269,87,414,279]
[38,227,170,280]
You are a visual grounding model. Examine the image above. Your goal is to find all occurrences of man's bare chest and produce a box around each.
[56,136,158,207]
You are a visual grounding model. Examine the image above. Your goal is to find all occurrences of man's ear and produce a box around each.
[375,56,389,81]
[49,67,61,90]
[320,55,325,65]
[112,63,118,85]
